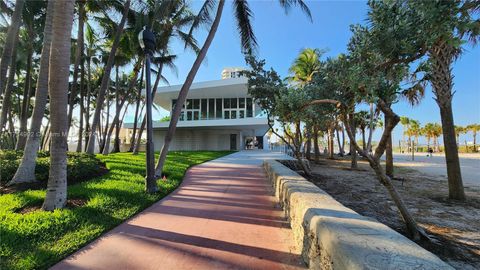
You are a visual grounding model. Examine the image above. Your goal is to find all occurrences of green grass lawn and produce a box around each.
[0,151,232,270]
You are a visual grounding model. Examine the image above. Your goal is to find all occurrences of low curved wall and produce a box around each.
[263,160,453,270]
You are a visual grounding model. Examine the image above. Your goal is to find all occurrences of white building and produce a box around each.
[126,73,269,151]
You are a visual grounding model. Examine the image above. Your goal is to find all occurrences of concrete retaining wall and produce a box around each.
[263,160,453,270]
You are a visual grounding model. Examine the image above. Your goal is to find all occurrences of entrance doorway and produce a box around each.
[230,134,237,150]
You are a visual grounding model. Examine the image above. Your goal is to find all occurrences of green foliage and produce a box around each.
[0,151,231,270]
[0,151,102,185]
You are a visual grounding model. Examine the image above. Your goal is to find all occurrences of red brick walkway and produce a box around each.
[52,151,305,270]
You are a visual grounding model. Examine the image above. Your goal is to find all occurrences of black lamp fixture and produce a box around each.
[138,27,156,54]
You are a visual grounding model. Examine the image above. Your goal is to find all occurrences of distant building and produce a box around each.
[221,67,245,79]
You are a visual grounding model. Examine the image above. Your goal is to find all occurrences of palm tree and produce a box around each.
[466,124,479,152]
[0,0,24,96]
[8,0,54,185]
[153,0,312,181]
[400,116,410,153]
[288,48,323,85]
[86,0,131,154]
[408,119,420,160]
[454,125,465,146]
[42,0,75,211]
[432,123,442,153]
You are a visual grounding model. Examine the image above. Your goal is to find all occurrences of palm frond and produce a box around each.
[233,0,257,54]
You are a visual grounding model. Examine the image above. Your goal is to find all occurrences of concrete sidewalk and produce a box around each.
[52,151,304,270]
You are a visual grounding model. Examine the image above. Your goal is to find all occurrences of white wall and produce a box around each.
[153,129,241,151]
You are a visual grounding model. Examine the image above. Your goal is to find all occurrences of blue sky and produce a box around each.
[129,0,480,144]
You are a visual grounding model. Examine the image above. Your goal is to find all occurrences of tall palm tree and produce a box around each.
[0,0,24,96]
[8,0,54,185]
[86,0,131,154]
[42,0,75,211]
[154,0,312,182]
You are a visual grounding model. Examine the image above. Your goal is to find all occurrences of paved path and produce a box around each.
[386,153,480,187]
[52,151,304,270]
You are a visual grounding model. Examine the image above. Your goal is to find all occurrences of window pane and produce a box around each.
[216,99,222,119]
[193,99,200,109]
[231,110,237,119]
[172,99,177,110]
[224,110,230,119]
[201,99,207,119]
[187,99,193,109]
[231,98,237,108]
[180,111,184,121]
[224,98,230,109]
[246,98,253,117]
[208,99,215,119]
[239,110,245,118]
[239,98,245,108]
[187,111,192,120]
[193,111,199,120]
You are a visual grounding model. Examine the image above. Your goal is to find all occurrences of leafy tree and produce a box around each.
[368,0,480,200]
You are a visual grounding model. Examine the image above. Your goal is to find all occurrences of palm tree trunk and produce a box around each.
[86,0,131,154]
[100,85,111,153]
[430,41,465,201]
[16,38,34,150]
[113,66,120,153]
[42,0,75,211]
[41,119,50,151]
[102,99,127,155]
[67,1,85,135]
[77,56,86,152]
[0,0,24,96]
[128,63,144,152]
[133,63,164,155]
[84,57,92,150]
[0,35,19,134]
[8,0,54,185]
[155,0,225,176]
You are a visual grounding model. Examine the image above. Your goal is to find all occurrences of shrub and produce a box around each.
[0,151,103,185]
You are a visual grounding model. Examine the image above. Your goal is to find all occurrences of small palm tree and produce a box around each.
[466,124,479,152]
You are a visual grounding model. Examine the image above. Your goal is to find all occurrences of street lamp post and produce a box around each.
[138,28,158,193]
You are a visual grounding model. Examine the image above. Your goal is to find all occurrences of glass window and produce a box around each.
[231,110,237,119]
[239,98,245,109]
[224,111,230,119]
[216,99,222,119]
[208,99,215,119]
[246,98,253,117]
[239,110,245,118]
[201,99,207,119]
[180,111,184,121]
[231,98,237,109]
[187,99,192,109]
[172,99,177,110]
[187,111,192,121]
[193,99,200,109]
[193,111,199,120]
[224,98,230,109]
